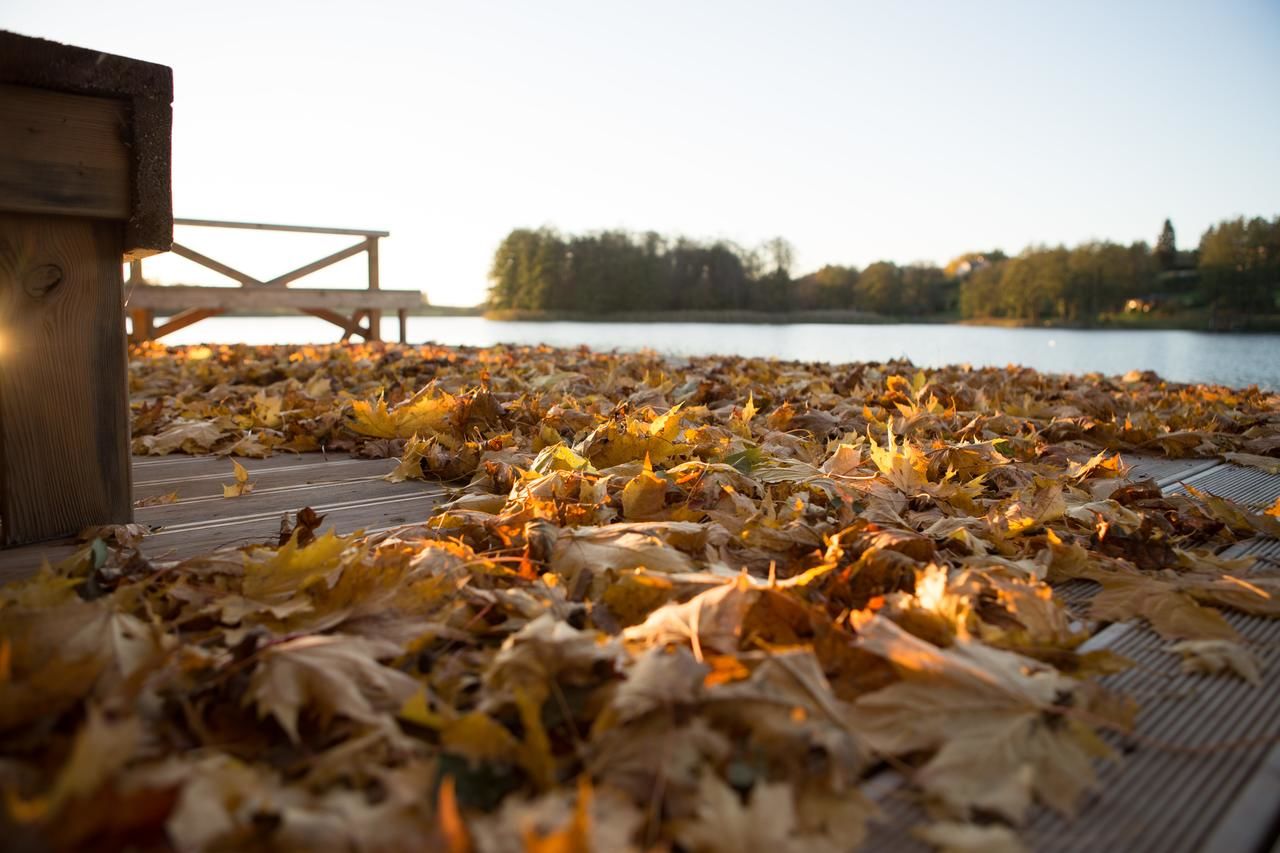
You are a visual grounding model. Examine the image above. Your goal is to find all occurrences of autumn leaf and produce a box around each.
[850,615,1122,823]
[675,774,797,853]
[1167,639,1262,684]
[222,458,255,497]
[6,705,141,823]
[246,634,419,742]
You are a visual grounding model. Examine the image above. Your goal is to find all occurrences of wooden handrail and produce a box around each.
[174,217,389,238]
[128,217,411,343]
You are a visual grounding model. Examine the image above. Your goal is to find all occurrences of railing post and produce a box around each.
[366,235,381,341]
[127,258,155,341]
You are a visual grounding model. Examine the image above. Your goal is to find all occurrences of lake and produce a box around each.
[151,316,1280,391]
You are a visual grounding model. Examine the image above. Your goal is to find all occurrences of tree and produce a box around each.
[1156,219,1177,271]
[1199,216,1280,313]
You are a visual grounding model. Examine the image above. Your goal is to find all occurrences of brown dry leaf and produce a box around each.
[134,490,179,508]
[550,524,697,580]
[484,613,622,702]
[7,705,141,823]
[246,634,419,742]
[610,645,709,722]
[675,774,797,853]
[1166,639,1262,684]
[1222,452,1280,474]
[623,576,757,658]
[1184,484,1280,537]
[134,418,224,455]
[850,615,1119,823]
[912,821,1027,853]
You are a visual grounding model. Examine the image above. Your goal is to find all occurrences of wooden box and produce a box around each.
[0,31,172,545]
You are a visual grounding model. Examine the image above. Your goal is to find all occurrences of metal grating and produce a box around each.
[860,457,1280,850]
[1221,537,1280,573]
[1024,610,1280,853]
[1123,456,1222,489]
[858,612,1280,852]
[1053,578,1100,616]
[1167,465,1280,510]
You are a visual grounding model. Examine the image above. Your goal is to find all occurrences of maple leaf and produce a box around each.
[1167,639,1262,684]
[610,645,708,722]
[849,615,1122,823]
[134,418,224,455]
[623,576,758,659]
[620,465,669,519]
[246,634,419,742]
[574,405,687,468]
[675,774,797,853]
[550,524,697,583]
[483,613,623,707]
[221,458,255,497]
[384,434,431,482]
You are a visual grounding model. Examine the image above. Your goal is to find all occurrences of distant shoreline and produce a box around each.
[221,305,1280,332]
[476,308,1280,333]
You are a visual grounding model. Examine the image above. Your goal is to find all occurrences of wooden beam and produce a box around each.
[175,218,389,238]
[0,84,130,221]
[170,242,258,286]
[0,31,173,259]
[366,236,382,341]
[306,308,371,340]
[398,308,409,344]
[264,240,368,288]
[150,308,222,339]
[0,212,132,544]
[127,284,423,312]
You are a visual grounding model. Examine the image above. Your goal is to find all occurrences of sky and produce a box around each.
[7,0,1280,305]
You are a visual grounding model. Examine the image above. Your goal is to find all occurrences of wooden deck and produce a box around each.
[0,452,445,582]
[0,451,1278,850]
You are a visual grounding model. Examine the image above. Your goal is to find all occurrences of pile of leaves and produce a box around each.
[3,341,1280,852]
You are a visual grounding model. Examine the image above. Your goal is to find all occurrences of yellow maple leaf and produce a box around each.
[222,458,255,498]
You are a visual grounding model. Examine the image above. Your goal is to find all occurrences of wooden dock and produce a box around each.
[0,452,445,582]
[0,450,1277,851]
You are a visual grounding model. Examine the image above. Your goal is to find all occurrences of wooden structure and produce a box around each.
[127,218,425,343]
[0,32,173,545]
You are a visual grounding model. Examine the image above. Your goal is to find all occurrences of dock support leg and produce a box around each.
[398,308,408,344]
[0,213,132,544]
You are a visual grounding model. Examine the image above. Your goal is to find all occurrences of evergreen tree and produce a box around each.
[1156,218,1177,271]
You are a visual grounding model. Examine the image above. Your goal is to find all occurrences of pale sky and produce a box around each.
[8,1,1280,305]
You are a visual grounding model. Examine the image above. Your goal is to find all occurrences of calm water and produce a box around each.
[153,316,1280,390]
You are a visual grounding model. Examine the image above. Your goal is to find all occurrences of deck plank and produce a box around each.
[0,452,443,582]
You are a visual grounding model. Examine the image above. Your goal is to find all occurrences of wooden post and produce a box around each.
[127,258,154,342]
[0,32,172,545]
[366,236,381,341]
[398,308,408,344]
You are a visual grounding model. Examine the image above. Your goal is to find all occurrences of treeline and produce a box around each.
[488,229,802,313]
[487,228,955,315]
[486,216,1280,321]
[959,216,1280,321]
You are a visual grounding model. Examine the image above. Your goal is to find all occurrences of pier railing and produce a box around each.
[125,218,423,342]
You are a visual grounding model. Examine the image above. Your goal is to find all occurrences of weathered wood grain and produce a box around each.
[0,31,173,258]
[0,84,131,221]
[0,213,132,544]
